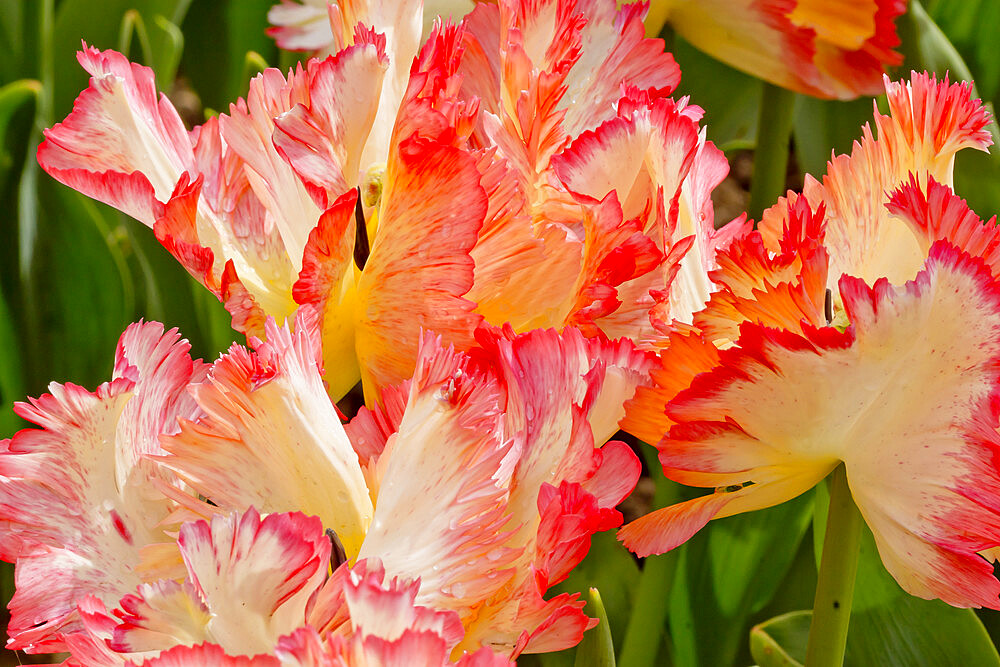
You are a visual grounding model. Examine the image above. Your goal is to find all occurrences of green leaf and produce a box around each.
[750,611,809,667]
[52,0,193,118]
[556,530,639,654]
[618,443,683,667]
[0,283,25,437]
[667,492,814,667]
[117,10,186,89]
[0,79,39,183]
[575,589,616,667]
[180,0,277,111]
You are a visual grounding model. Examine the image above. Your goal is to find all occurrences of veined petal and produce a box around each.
[619,328,721,447]
[619,467,827,556]
[629,242,1000,606]
[354,135,486,397]
[269,0,423,170]
[458,326,641,655]
[695,195,829,343]
[115,510,330,656]
[333,0,424,169]
[220,66,326,271]
[766,72,994,290]
[553,94,748,333]
[0,323,206,652]
[37,46,194,224]
[461,0,678,164]
[458,0,681,336]
[341,568,465,647]
[662,0,904,99]
[356,334,518,619]
[160,315,373,557]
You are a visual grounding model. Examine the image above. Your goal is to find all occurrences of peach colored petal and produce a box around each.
[354,135,486,397]
[630,243,1000,606]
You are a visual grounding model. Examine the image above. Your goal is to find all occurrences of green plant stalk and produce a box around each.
[748,82,797,222]
[618,445,679,667]
[805,464,863,667]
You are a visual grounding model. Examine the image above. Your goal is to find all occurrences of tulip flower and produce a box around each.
[0,311,642,660]
[39,1,697,407]
[618,72,1000,611]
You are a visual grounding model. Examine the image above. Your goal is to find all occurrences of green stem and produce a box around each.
[618,445,679,667]
[805,464,863,667]
[748,82,797,222]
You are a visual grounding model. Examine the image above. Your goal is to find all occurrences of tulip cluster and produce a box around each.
[4,0,1000,664]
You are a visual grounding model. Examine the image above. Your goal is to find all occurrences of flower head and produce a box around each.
[619,73,1000,609]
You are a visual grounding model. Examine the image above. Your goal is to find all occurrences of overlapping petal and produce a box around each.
[0,323,207,653]
[761,72,993,290]
[459,0,686,339]
[114,510,330,657]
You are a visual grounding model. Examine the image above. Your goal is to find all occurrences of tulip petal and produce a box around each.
[0,323,206,652]
[37,46,194,224]
[160,316,373,557]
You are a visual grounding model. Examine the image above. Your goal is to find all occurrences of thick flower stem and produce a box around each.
[748,82,797,222]
[618,445,680,667]
[805,464,863,667]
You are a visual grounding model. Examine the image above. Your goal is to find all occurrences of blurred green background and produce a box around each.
[2,1,1000,665]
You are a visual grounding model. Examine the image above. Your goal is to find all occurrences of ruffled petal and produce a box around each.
[887,174,1000,278]
[764,72,993,289]
[629,242,1000,606]
[356,334,518,619]
[37,46,194,224]
[0,323,206,653]
[126,642,280,666]
[354,135,486,397]
[272,40,389,207]
[160,315,373,557]
[695,194,829,343]
[115,510,330,656]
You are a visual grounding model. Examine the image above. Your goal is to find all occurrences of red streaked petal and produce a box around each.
[619,329,721,446]
[887,174,1000,278]
[0,322,205,653]
[160,316,373,557]
[619,490,734,557]
[666,0,904,99]
[126,642,280,666]
[292,189,362,399]
[632,242,1000,606]
[776,72,994,289]
[38,46,194,224]
[354,136,486,397]
[116,510,330,656]
[357,333,518,618]
[272,42,388,208]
